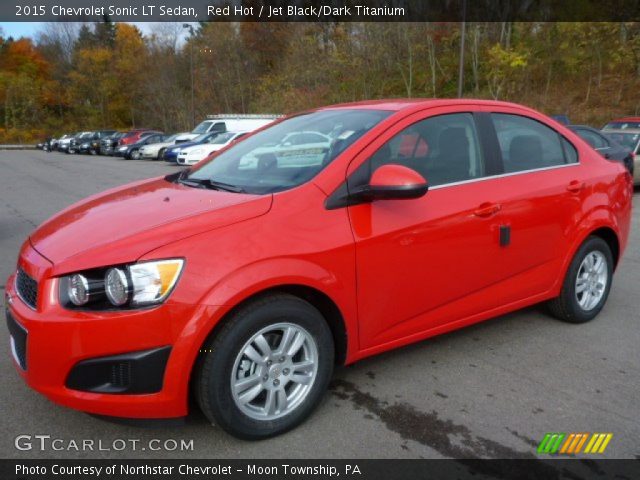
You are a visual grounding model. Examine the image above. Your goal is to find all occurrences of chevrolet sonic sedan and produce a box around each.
[5,99,633,439]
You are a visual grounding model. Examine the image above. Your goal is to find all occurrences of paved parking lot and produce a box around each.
[1,149,639,459]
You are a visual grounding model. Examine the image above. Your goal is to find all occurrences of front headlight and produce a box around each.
[68,274,90,305]
[59,259,184,310]
[129,260,184,306]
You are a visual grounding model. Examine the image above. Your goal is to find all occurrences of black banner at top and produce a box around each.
[4,0,640,22]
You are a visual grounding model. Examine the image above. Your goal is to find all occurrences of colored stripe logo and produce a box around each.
[537,433,612,454]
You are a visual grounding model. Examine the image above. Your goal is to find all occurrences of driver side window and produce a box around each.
[366,113,485,187]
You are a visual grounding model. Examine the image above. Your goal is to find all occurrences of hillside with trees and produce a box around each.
[1,21,640,142]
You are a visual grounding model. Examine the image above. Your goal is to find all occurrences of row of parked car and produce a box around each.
[36,113,640,185]
[39,115,282,165]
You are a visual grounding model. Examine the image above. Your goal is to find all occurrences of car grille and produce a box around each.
[6,309,28,370]
[16,268,38,309]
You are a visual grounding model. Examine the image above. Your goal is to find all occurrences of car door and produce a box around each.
[480,109,585,304]
[346,108,507,349]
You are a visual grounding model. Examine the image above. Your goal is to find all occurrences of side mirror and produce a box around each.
[353,164,429,201]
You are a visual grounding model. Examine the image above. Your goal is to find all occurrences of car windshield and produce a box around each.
[192,120,213,134]
[187,109,391,194]
[162,134,179,143]
[604,121,640,129]
[190,133,214,143]
[605,132,640,151]
[207,132,237,144]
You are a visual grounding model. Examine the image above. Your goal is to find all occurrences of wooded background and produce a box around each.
[1,21,640,143]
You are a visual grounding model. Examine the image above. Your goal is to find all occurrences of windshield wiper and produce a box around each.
[178,177,245,193]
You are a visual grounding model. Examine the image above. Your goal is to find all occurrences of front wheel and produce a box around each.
[195,294,334,440]
[130,149,141,160]
[547,236,614,323]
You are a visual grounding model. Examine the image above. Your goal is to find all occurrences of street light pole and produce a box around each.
[183,24,195,128]
[457,0,467,98]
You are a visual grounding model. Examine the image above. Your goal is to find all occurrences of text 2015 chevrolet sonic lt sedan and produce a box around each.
[5,100,633,439]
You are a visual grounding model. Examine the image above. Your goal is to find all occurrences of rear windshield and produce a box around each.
[606,132,640,151]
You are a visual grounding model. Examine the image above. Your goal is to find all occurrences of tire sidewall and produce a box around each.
[200,298,334,439]
[564,237,614,322]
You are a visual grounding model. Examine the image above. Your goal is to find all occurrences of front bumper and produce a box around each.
[4,245,200,418]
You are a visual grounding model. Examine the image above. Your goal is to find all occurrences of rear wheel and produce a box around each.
[195,294,334,440]
[157,148,166,161]
[547,236,613,323]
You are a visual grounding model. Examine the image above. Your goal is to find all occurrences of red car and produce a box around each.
[118,128,162,146]
[603,116,640,130]
[5,99,633,439]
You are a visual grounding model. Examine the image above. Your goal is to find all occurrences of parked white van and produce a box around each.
[174,114,281,143]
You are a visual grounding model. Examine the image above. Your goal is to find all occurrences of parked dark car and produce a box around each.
[163,132,220,163]
[77,130,117,155]
[114,133,167,159]
[68,132,96,154]
[601,128,640,185]
[37,138,54,151]
[57,133,78,153]
[568,125,635,175]
[99,132,125,155]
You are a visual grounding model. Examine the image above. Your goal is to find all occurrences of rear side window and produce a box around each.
[492,114,577,173]
[365,113,485,187]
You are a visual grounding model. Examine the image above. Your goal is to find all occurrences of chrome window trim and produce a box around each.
[429,162,580,191]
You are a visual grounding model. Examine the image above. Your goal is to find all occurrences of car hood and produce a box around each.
[182,143,223,154]
[169,140,202,151]
[30,177,273,275]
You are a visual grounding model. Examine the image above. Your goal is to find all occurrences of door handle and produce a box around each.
[473,202,502,218]
[566,180,585,193]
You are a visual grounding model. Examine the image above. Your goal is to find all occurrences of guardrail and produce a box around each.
[0,145,37,150]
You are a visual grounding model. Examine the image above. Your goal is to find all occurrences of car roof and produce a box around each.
[608,117,640,122]
[317,98,536,112]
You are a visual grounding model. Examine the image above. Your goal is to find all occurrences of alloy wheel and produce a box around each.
[230,322,318,421]
[575,250,608,311]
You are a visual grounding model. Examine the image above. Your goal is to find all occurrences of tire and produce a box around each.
[547,236,614,324]
[157,148,166,161]
[130,149,141,160]
[195,294,334,440]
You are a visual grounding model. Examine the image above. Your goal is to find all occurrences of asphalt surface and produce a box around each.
[1,149,639,460]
